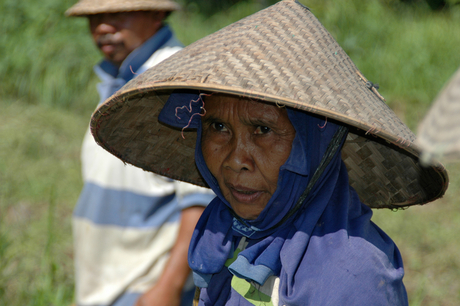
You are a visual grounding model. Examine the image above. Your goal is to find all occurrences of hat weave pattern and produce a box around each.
[91,0,448,208]
[417,67,460,164]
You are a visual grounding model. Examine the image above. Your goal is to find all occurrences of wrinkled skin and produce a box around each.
[201,95,296,220]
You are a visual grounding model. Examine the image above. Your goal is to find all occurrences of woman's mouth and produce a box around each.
[228,185,263,204]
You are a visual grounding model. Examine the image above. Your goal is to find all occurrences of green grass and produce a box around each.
[0,99,87,305]
[1,0,460,305]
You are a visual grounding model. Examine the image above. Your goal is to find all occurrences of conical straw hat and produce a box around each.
[90,0,448,209]
[417,66,460,164]
[66,0,180,17]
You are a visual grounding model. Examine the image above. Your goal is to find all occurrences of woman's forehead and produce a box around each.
[204,95,288,123]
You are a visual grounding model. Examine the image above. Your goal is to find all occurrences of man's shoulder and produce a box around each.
[162,34,184,49]
[142,35,183,70]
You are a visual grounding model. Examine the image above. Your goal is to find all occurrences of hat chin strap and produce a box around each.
[229,125,349,232]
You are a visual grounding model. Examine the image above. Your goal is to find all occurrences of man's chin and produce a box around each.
[100,48,127,66]
[103,54,125,67]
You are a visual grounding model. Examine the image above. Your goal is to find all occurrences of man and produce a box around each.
[65,1,214,306]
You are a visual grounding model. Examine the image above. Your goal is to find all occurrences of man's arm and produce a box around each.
[134,205,205,306]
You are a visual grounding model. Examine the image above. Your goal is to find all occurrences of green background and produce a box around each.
[1,0,460,305]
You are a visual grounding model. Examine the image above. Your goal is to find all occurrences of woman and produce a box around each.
[180,92,407,304]
[90,1,448,305]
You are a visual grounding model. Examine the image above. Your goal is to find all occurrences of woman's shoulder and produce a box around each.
[284,228,408,305]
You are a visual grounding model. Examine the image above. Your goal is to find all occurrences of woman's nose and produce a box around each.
[223,137,254,173]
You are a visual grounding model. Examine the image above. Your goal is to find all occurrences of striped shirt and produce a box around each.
[73,29,214,306]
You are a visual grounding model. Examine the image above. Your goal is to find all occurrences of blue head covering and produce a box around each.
[159,93,408,305]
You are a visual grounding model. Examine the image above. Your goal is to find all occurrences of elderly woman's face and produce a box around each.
[201,95,296,220]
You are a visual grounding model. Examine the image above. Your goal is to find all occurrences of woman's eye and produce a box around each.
[255,126,271,134]
[211,122,227,132]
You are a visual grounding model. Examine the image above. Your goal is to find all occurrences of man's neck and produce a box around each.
[99,24,172,83]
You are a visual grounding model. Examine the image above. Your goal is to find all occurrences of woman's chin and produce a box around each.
[231,204,263,221]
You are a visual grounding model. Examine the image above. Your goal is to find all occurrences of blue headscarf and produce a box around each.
[159,93,408,305]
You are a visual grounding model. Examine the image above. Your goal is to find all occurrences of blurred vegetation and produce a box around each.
[0,99,85,305]
[0,0,99,114]
[1,0,460,305]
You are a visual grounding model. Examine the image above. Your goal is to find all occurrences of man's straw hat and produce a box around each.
[65,0,180,16]
[90,0,448,209]
[417,67,460,164]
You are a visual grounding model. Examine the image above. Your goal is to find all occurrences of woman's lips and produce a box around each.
[228,184,263,204]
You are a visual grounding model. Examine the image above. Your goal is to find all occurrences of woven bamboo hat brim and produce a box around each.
[90,0,448,209]
[65,0,180,16]
[417,66,460,164]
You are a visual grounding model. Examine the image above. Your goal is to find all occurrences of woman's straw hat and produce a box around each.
[90,0,448,209]
[417,67,460,164]
[65,0,180,16]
